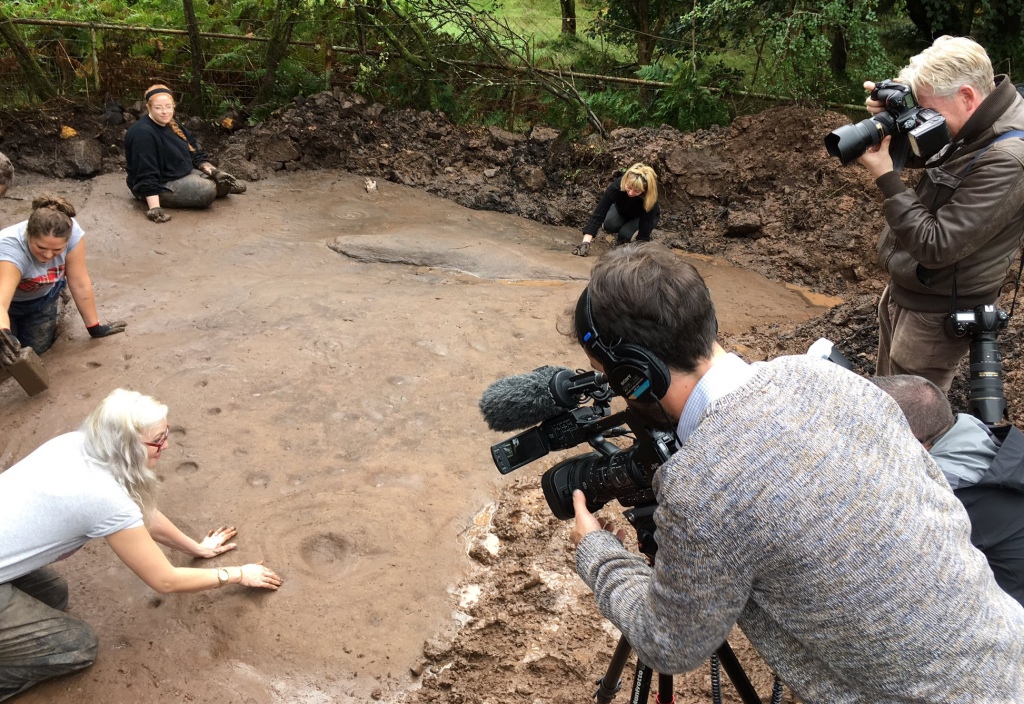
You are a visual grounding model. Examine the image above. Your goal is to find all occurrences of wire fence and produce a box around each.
[0,14,864,123]
[0,17,331,114]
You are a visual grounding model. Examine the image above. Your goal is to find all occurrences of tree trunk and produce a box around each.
[181,0,206,113]
[559,0,577,36]
[0,8,57,101]
[829,27,847,78]
[636,0,654,65]
[257,0,302,105]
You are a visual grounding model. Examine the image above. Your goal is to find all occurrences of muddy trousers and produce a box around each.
[0,568,97,702]
[876,284,971,393]
[603,205,646,245]
[138,170,229,210]
[6,279,66,355]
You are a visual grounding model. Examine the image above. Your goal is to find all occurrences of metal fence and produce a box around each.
[0,18,332,115]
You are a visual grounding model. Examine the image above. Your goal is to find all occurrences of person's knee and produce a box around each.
[164,175,216,209]
[61,619,99,673]
[13,317,57,355]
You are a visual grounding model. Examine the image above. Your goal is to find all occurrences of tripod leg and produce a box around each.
[715,642,763,704]
[594,636,632,704]
[655,673,675,704]
[630,661,654,704]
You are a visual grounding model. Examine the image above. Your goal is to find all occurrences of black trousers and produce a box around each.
[0,568,97,701]
[956,486,1024,606]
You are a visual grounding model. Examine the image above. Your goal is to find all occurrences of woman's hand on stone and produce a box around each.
[238,562,283,590]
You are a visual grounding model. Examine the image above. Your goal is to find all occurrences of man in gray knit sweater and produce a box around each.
[569,244,1024,703]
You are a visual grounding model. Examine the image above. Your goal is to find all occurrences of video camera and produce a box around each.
[944,304,1010,426]
[824,80,950,166]
[482,367,678,520]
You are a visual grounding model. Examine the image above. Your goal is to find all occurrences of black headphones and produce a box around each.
[574,286,672,403]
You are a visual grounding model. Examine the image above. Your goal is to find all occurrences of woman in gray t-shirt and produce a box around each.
[0,194,125,355]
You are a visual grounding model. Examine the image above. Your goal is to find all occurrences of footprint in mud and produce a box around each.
[85,361,101,369]
[246,472,270,489]
[233,448,249,456]
[176,461,199,476]
[168,426,186,441]
[195,380,209,388]
[300,532,353,569]
[207,407,222,416]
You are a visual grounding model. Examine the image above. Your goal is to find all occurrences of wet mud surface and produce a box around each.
[2,95,1022,703]
[1,170,824,704]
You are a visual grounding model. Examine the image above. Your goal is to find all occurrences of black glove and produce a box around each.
[572,241,591,257]
[0,328,21,367]
[147,207,171,223]
[87,321,127,338]
[210,168,246,194]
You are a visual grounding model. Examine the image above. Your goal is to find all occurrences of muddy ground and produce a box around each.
[1,95,1021,704]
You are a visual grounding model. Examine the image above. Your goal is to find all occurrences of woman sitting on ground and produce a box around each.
[0,389,283,700]
[572,163,660,257]
[0,195,125,356]
[124,83,245,224]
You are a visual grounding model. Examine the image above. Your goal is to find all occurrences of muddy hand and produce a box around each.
[147,207,171,223]
[197,526,238,558]
[239,561,283,590]
[572,241,591,257]
[88,321,127,338]
[0,328,22,367]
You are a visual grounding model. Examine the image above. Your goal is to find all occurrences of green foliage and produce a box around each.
[672,0,897,104]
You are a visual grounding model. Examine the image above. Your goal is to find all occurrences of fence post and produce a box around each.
[90,27,100,90]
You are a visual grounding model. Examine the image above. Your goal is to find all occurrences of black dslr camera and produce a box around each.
[944,304,1010,425]
[824,80,950,165]
[486,369,677,520]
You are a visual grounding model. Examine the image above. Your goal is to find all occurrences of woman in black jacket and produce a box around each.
[573,163,660,256]
[124,84,245,224]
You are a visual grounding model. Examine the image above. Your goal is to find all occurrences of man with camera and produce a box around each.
[568,244,1024,701]
[871,374,1024,606]
[857,36,1024,392]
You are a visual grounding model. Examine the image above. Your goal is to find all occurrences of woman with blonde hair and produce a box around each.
[124,84,245,224]
[0,195,125,356]
[573,163,661,256]
[0,389,282,700]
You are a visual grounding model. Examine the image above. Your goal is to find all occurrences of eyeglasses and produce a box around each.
[143,431,169,449]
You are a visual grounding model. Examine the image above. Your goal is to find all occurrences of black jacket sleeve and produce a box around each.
[583,181,622,235]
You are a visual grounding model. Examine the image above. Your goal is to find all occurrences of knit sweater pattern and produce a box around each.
[576,356,1024,703]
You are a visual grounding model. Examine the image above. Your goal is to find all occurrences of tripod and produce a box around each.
[592,504,783,704]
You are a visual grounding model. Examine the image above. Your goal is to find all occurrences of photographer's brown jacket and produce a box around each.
[875,76,1024,313]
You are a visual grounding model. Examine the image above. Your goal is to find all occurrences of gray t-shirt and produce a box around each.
[0,218,84,302]
[0,431,143,583]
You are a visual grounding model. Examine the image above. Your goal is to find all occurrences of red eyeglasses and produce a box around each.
[143,431,169,449]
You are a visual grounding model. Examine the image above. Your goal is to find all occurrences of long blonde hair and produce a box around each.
[81,388,168,516]
[620,163,658,212]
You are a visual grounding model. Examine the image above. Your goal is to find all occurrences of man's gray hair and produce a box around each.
[898,35,995,99]
[869,375,954,443]
[81,388,167,515]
